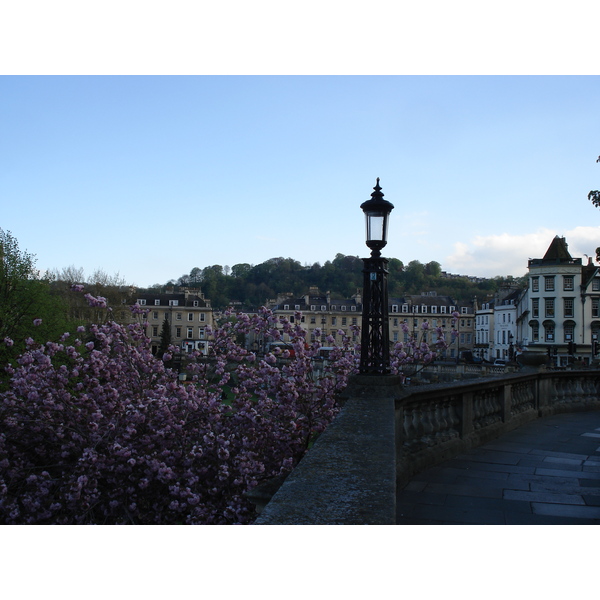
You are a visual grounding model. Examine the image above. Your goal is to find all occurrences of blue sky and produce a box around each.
[2,75,600,287]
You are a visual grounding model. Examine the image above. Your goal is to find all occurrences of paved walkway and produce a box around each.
[396,411,600,524]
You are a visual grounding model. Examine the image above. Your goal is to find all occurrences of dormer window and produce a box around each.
[154,299,160,305]
[137,299,147,305]
[169,300,179,306]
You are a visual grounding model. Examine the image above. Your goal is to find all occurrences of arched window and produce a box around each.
[529,319,539,342]
[563,320,575,343]
[543,320,555,342]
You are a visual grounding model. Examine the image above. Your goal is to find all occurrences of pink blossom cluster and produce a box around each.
[0,295,356,524]
[390,315,458,376]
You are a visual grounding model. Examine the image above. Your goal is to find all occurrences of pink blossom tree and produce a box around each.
[0,293,356,524]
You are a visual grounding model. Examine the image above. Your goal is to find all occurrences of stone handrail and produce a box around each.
[254,370,600,524]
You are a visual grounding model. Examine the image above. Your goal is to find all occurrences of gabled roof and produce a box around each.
[543,236,572,260]
[529,236,582,267]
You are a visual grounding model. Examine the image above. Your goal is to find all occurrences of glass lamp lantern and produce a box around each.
[360,178,394,257]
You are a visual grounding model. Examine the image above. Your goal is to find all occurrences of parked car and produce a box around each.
[493,359,506,366]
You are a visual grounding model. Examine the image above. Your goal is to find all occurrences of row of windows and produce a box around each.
[531,298,587,319]
[138,298,203,307]
[531,275,600,292]
[147,311,207,322]
[283,304,358,312]
[282,304,470,315]
[151,326,206,339]
[530,322,575,343]
[391,305,468,315]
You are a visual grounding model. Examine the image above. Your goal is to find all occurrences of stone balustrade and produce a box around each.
[254,370,600,524]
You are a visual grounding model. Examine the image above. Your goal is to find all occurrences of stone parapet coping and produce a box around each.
[254,376,400,525]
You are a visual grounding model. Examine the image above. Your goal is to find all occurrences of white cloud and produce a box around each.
[444,226,600,278]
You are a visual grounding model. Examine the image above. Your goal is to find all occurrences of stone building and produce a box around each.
[131,288,214,355]
[517,236,600,366]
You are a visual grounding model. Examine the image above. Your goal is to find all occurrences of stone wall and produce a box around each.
[254,370,600,525]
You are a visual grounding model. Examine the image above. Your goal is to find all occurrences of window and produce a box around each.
[564,323,574,342]
[154,299,160,306]
[169,300,179,306]
[593,279,600,291]
[284,305,289,310]
[392,305,399,313]
[532,324,539,342]
[153,311,159,320]
[431,306,437,314]
[332,317,337,326]
[321,305,327,311]
[310,305,316,311]
[531,277,539,292]
[421,305,427,313]
[176,313,182,320]
[295,305,301,311]
[544,276,555,291]
[440,306,447,314]
[402,304,409,313]
[532,298,539,318]
[342,317,347,326]
[351,306,356,312]
[152,326,158,337]
[188,313,194,321]
[200,313,205,322]
[193,300,199,307]
[544,322,554,342]
[593,298,600,318]
[564,298,574,318]
[137,299,147,305]
[461,307,468,314]
[342,306,347,311]
[187,327,193,339]
[310,316,316,324]
[176,327,182,338]
[545,298,555,318]
[199,328,205,339]
[563,276,574,291]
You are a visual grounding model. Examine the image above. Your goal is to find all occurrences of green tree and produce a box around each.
[0,229,72,369]
[158,316,172,358]
[588,155,600,208]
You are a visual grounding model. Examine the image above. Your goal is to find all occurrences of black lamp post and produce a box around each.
[359,178,394,374]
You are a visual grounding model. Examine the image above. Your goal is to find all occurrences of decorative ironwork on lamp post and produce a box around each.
[359,178,394,374]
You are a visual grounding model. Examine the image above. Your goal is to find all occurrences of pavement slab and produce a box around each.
[397,410,600,525]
